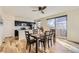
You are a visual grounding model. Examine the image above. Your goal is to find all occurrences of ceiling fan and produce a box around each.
[32,6,47,14]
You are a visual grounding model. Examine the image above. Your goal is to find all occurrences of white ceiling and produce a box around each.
[1,6,79,20]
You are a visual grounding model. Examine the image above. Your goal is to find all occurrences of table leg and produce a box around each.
[36,38,38,53]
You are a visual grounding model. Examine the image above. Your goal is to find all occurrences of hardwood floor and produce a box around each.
[25,39,73,53]
[0,37,78,53]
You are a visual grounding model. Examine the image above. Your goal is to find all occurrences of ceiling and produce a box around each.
[1,6,79,20]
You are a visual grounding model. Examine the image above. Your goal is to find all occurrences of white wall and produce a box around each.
[2,16,15,38]
[67,9,79,42]
[2,15,34,38]
[2,15,34,41]
[0,24,3,44]
[0,8,4,44]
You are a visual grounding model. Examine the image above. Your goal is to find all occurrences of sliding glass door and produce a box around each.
[55,16,67,39]
[48,15,67,39]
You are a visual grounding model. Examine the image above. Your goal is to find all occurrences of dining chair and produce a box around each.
[45,31,52,48]
[48,30,53,48]
[39,31,50,52]
[40,31,53,48]
[49,29,56,46]
[52,30,56,45]
[25,31,36,52]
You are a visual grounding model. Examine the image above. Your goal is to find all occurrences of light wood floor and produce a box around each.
[0,37,77,53]
[28,40,72,53]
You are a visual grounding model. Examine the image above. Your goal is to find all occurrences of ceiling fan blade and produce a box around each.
[32,10,38,11]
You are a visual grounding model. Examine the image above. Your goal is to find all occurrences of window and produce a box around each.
[48,18,55,29]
